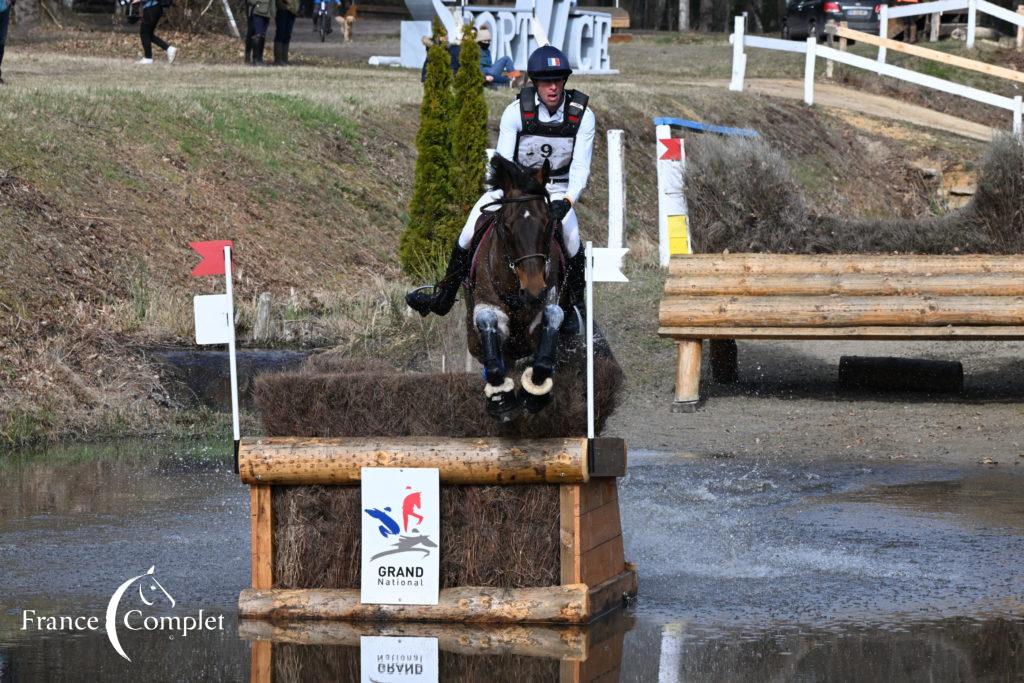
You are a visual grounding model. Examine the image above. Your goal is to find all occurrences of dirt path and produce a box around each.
[685,78,995,141]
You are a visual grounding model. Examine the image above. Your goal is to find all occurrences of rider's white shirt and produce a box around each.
[494,93,596,205]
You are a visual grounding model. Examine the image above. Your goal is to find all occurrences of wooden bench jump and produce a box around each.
[658,254,1024,412]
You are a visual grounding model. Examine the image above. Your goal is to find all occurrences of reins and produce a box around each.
[480,193,556,273]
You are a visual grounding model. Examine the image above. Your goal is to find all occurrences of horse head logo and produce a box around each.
[104,566,175,662]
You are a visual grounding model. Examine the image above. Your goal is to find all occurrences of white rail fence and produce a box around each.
[879,0,1024,54]
[729,16,1023,135]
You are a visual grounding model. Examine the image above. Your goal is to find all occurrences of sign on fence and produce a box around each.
[361,468,440,605]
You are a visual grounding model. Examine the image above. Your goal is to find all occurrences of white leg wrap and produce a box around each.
[520,367,554,396]
[484,377,515,397]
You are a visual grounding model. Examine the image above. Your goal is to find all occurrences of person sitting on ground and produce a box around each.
[0,0,12,84]
[476,27,519,88]
[245,0,275,65]
[134,0,178,65]
[406,45,594,335]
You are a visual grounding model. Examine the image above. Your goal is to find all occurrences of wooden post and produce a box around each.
[709,340,739,384]
[967,0,977,48]
[839,20,849,51]
[804,37,817,105]
[930,12,941,42]
[251,292,272,343]
[672,340,701,412]
[250,640,271,683]
[878,4,888,62]
[251,485,273,590]
[730,15,746,92]
[1017,7,1024,49]
[825,20,835,79]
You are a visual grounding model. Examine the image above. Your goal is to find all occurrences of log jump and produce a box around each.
[659,254,1024,411]
[240,435,635,625]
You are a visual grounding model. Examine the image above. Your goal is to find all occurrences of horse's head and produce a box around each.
[488,155,555,306]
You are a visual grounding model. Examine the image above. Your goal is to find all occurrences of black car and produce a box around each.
[782,0,884,41]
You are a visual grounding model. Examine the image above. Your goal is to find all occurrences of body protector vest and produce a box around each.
[514,87,590,185]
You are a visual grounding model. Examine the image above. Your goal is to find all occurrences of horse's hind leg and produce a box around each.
[520,304,563,414]
[474,305,522,422]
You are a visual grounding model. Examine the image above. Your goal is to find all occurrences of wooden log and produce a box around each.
[238,585,590,623]
[838,356,964,393]
[659,296,1024,328]
[663,273,1024,297]
[831,23,1024,85]
[251,485,273,590]
[239,437,589,485]
[667,254,1024,276]
[659,325,1024,340]
[673,340,701,411]
[237,619,589,660]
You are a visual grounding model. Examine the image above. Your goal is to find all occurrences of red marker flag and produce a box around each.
[659,138,683,161]
[190,240,233,276]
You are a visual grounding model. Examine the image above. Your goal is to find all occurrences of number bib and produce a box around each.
[515,135,575,181]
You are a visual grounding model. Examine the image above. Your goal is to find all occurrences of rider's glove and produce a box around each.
[550,198,572,222]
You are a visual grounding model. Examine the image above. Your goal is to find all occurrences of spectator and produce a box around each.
[335,0,355,43]
[135,0,178,65]
[0,0,11,84]
[476,27,518,88]
[274,0,297,64]
[246,0,275,65]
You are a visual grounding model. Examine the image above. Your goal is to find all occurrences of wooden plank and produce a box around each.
[239,437,589,486]
[667,254,1024,276]
[663,273,1024,297]
[237,619,589,661]
[580,535,625,587]
[250,485,273,590]
[560,485,583,584]
[659,325,1024,340]
[660,296,1024,328]
[586,568,637,621]
[238,585,591,624]
[588,438,627,477]
[578,499,623,556]
[580,478,618,515]
[831,23,1024,85]
[250,639,271,683]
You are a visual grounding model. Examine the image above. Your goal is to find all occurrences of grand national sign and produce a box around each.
[361,468,440,605]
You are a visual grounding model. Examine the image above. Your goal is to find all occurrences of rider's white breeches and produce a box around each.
[457,187,581,258]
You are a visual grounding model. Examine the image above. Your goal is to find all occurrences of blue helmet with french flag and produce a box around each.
[527,45,573,81]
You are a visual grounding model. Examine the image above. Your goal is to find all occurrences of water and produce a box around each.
[1,442,1023,680]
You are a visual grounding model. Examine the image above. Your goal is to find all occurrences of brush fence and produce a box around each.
[658,253,1024,411]
[238,436,635,624]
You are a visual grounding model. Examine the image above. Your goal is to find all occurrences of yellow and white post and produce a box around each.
[655,123,690,267]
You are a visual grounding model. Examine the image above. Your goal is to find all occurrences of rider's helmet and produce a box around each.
[526,45,573,81]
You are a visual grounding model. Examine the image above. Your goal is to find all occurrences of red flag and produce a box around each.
[659,138,683,161]
[190,240,233,277]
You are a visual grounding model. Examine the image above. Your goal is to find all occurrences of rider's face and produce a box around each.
[534,78,566,111]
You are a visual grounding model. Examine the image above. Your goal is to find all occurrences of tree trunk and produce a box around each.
[698,0,714,30]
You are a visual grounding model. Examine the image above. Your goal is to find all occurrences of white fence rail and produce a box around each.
[879,0,1024,51]
[729,16,1023,135]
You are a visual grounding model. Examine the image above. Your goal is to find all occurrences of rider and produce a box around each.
[406,44,595,334]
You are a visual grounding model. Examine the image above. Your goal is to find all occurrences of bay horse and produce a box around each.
[465,155,568,422]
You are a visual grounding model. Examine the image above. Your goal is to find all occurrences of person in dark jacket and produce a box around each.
[134,0,178,65]
[274,0,298,64]
[0,0,12,84]
[246,0,275,65]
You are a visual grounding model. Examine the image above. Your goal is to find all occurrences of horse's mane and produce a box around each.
[487,155,548,196]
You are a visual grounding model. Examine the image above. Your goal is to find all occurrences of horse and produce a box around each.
[465,155,569,422]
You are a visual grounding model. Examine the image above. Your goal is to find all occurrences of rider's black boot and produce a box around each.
[405,244,471,317]
[560,250,587,335]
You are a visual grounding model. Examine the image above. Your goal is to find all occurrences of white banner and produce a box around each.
[360,636,439,683]
[361,468,440,605]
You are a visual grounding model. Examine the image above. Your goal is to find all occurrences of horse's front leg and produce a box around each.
[520,304,563,414]
[474,304,522,422]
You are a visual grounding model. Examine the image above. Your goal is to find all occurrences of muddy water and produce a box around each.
[1,442,1023,680]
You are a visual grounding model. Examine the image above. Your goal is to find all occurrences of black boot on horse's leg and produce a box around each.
[406,244,471,317]
[560,250,587,335]
[520,304,563,414]
[475,307,523,422]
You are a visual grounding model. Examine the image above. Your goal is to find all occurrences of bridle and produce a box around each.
[481,193,555,273]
